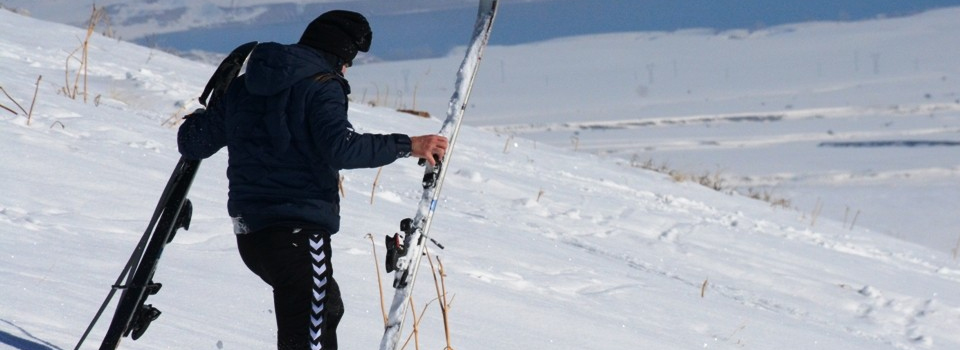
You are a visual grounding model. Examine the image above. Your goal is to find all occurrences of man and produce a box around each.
[177,10,448,350]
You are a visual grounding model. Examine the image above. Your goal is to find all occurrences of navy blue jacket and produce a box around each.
[178,42,412,234]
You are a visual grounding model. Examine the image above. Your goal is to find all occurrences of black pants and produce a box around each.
[237,227,344,350]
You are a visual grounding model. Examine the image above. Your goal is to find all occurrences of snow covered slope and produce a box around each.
[347,6,960,254]
[1,8,959,350]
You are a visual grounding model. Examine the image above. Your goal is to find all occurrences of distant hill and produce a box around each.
[4,0,960,60]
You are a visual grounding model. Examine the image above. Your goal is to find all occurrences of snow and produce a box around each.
[346,7,960,254]
[1,5,959,350]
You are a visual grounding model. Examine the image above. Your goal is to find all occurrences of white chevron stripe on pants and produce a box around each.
[309,234,328,350]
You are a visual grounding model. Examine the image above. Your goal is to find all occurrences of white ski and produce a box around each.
[379,0,499,349]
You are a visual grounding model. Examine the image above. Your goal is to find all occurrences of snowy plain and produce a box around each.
[1,5,960,350]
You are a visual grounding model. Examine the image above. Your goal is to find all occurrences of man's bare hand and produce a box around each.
[410,135,448,166]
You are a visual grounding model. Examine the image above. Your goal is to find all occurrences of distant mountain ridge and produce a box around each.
[4,0,960,61]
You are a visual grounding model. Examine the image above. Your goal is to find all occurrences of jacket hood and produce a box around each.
[243,42,337,96]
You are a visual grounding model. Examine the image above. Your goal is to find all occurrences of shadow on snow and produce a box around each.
[0,320,62,350]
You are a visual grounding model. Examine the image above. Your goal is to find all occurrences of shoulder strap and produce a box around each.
[312,72,351,98]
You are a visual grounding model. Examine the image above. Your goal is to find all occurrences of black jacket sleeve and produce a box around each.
[305,79,411,170]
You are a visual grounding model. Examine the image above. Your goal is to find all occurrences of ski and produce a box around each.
[95,157,199,350]
[75,41,258,350]
[380,1,499,349]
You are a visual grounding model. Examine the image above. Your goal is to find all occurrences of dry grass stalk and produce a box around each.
[636,155,798,209]
[426,248,454,349]
[810,197,823,227]
[400,298,437,350]
[697,171,724,191]
[502,135,514,153]
[338,174,346,198]
[81,5,108,103]
[368,83,391,107]
[768,197,791,208]
[62,5,105,102]
[700,279,709,298]
[0,103,16,116]
[371,167,383,204]
[848,209,860,230]
[368,245,457,350]
[536,188,545,202]
[377,84,385,107]
[82,18,91,103]
[953,234,960,260]
[669,170,687,183]
[62,46,81,98]
[0,86,28,115]
[365,233,388,325]
[746,188,791,209]
[412,83,420,111]
[27,75,42,126]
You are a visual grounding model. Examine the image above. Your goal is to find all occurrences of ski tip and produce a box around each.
[479,0,499,16]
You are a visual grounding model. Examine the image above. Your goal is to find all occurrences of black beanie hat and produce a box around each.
[298,10,372,66]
